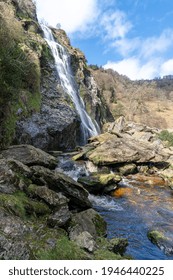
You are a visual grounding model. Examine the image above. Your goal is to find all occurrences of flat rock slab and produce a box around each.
[1,145,57,169]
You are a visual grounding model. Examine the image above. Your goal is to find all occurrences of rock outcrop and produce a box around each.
[0,0,113,151]
[0,144,129,260]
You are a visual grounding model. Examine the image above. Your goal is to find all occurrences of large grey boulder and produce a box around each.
[68,208,107,240]
[1,145,57,168]
[31,165,91,210]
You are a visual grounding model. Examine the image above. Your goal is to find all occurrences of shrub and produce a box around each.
[158,130,173,146]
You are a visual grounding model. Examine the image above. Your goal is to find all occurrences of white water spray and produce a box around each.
[40,24,99,143]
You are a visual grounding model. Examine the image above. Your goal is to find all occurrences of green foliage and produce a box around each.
[89,64,100,70]
[36,236,89,260]
[0,2,41,149]
[158,130,173,146]
[40,43,54,67]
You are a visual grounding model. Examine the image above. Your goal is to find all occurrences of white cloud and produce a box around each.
[35,0,98,33]
[104,27,173,80]
[161,59,173,76]
[140,29,173,58]
[111,37,141,57]
[101,10,132,40]
[104,58,160,80]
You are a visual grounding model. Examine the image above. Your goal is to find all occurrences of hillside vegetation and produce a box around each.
[92,68,173,129]
[0,0,42,149]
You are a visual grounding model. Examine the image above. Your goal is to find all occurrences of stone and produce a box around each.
[147,230,173,255]
[12,0,37,20]
[1,145,57,169]
[108,238,128,255]
[70,231,97,253]
[87,134,156,165]
[31,166,91,210]
[78,173,121,194]
[27,185,69,208]
[47,205,71,228]
[68,208,107,240]
[7,159,32,178]
[0,207,29,238]
[0,159,17,194]
[0,234,30,260]
[119,164,137,176]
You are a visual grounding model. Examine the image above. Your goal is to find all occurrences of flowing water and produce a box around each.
[91,179,173,260]
[40,24,99,143]
[36,10,173,259]
[57,157,173,260]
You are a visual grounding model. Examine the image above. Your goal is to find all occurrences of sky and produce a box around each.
[35,0,173,80]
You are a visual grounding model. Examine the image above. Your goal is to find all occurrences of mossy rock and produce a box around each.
[25,224,68,259]
[147,230,167,245]
[72,145,95,161]
[0,191,50,219]
[35,236,90,260]
[94,249,124,260]
[78,173,121,194]
[96,237,128,256]
[118,164,137,176]
[93,213,107,237]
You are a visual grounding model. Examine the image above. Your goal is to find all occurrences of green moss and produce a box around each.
[36,236,89,260]
[94,249,124,260]
[27,184,38,196]
[0,192,27,219]
[147,230,167,245]
[93,214,107,237]
[40,43,54,67]
[0,191,50,219]
[97,174,121,185]
[26,91,41,113]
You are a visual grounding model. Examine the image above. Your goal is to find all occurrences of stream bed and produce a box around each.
[57,155,173,260]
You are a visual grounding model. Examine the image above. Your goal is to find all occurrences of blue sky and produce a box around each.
[36,0,173,80]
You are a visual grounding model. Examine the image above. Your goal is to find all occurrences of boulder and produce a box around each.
[108,238,128,255]
[27,185,69,208]
[1,145,57,168]
[118,164,137,176]
[70,231,97,253]
[78,173,121,194]
[31,166,91,210]
[47,205,71,228]
[84,130,173,166]
[147,230,173,255]
[68,208,107,240]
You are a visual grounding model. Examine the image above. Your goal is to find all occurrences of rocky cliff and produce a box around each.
[0,0,113,151]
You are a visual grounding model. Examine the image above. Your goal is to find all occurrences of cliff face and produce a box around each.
[0,0,113,151]
[52,28,114,128]
[0,0,42,149]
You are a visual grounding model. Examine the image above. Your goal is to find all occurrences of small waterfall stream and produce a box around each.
[40,24,99,143]
[56,155,173,260]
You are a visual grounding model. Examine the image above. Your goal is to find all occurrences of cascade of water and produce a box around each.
[41,24,99,143]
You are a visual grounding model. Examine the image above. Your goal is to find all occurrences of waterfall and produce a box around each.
[40,24,99,143]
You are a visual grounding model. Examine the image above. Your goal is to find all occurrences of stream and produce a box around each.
[56,155,173,260]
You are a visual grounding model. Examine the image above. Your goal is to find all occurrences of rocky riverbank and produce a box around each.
[72,117,173,256]
[0,144,129,260]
